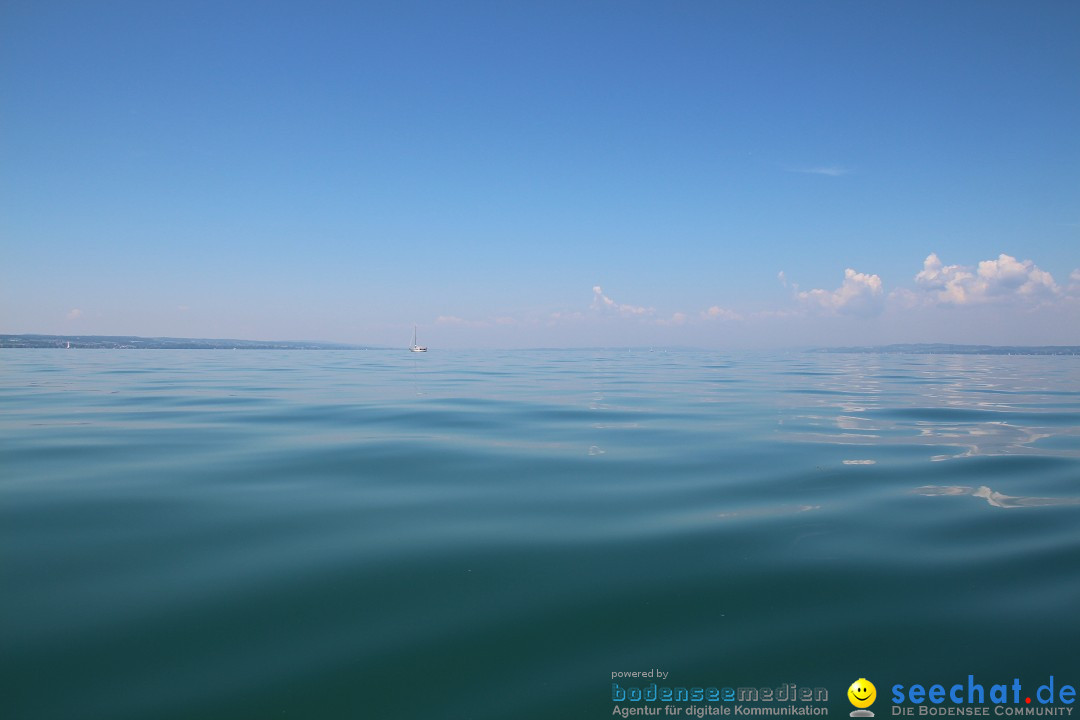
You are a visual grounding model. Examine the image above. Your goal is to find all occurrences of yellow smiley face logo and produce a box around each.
[848,679,876,708]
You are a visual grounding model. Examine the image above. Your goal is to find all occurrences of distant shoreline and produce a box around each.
[2,335,1079,355]
[811,343,1080,356]
[0,334,374,350]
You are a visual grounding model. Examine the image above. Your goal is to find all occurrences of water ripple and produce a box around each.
[2,349,1079,720]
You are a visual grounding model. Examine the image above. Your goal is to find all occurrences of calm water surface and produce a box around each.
[2,350,1079,719]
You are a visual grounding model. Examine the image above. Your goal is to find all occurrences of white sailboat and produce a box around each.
[410,325,427,352]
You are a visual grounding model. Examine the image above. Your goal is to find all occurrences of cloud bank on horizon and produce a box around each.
[784,252,1069,320]
[589,252,1074,324]
[43,251,1080,347]
[387,251,1080,346]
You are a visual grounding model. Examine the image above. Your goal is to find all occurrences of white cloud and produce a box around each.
[888,287,922,310]
[701,305,742,321]
[1068,269,1080,295]
[591,286,653,316]
[788,165,853,177]
[914,253,1060,305]
[914,253,973,303]
[798,268,884,316]
[777,270,787,288]
[66,308,83,320]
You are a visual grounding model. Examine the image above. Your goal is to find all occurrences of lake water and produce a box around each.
[2,349,1079,719]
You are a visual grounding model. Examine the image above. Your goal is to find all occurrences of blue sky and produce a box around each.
[2,0,1078,348]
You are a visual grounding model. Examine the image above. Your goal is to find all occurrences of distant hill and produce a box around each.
[0,334,378,350]
[815,343,1080,356]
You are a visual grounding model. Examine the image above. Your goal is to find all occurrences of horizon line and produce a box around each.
[3,334,1080,355]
